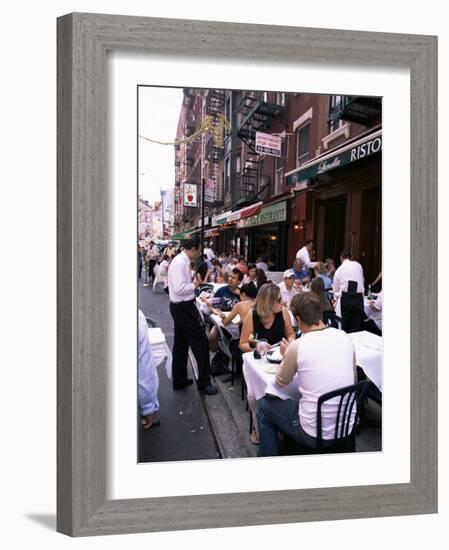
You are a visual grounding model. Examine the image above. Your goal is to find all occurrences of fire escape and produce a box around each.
[328,96,382,127]
[205,89,226,206]
[235,91,286,206]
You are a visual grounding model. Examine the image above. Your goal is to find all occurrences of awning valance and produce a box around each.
[285,129,382,187]
[212,201,263,225]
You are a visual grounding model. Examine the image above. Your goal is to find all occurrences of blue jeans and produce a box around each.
[256,396,318,456]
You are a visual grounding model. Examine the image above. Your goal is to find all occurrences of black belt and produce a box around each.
[170,299,195,305]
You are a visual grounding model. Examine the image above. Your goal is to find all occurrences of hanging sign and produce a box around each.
[255,131,282,157]
[204,178,215,204]
[183,183,197,207]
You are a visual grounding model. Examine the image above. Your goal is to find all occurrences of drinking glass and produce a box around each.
[257,339,270,363]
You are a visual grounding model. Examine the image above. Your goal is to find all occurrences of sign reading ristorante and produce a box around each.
[286,131,382,186]
[237,201,287,229]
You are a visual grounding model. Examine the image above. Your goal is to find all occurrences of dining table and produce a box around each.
[148,327,172,379]
[242,329,383,407]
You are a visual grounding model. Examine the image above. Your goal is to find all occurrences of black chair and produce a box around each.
[341,280,364,333]
[285,380,370,455]
[322,310,342,329]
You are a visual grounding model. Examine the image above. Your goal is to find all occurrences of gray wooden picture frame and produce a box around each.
[57,12,438,537]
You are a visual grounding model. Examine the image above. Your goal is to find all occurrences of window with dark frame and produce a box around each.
[328,95,345,133]
[296,124,310,166]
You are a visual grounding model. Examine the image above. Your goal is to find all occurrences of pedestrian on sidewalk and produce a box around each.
[146,241,159,283]
[167,238,218,396]
[138,309,160,429]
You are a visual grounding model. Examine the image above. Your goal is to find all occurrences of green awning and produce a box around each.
[286,130,382,187]
[170,227,197,240]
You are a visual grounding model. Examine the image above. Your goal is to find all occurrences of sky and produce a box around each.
[138,86,184,205]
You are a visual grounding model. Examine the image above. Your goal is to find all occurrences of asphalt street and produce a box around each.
[138,280,221,463]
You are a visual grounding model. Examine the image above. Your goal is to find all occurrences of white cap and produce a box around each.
[283,269,295,278]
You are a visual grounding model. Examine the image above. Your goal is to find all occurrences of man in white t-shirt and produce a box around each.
[256,292,356,456]
[278,269,299,308]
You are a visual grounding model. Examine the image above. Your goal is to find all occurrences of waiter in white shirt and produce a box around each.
[167,239,218,396]
[295,239,317,271]
[332,250,365,332]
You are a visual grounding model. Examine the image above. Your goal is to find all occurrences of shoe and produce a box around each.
[172,378,194,390]
[198,384,218,396]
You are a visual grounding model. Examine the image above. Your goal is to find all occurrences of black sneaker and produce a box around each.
[198,384,218,396]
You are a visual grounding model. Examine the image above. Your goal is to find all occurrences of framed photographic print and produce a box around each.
[57,13,437,536]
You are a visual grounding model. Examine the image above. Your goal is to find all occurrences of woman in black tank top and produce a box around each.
[239,283,296,445]
[252,309,285,345]
[240,283,296,353]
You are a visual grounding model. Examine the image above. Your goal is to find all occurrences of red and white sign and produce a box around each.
[255,131,282,157]
[183,183,197,207]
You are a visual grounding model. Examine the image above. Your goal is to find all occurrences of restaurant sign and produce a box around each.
[255,131,282,157]
[237,201,287,229]
[286,132,382,186]
[183,183,197,207]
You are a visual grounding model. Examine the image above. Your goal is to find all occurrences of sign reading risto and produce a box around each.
[237,201,287,229]
[286,132,382,186]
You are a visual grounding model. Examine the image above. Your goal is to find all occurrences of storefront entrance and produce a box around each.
[360,187,382,284]
[316,195,347,263]
[249,224,287,269]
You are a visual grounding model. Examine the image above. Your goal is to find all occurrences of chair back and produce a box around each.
[316,380,369,451]
[347,280,358,294]
[322,310,341,329]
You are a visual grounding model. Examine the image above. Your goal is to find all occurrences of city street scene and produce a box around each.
[138,86,382,462]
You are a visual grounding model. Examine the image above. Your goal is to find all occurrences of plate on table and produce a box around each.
[267,347,282,363]
[264,365,278,374]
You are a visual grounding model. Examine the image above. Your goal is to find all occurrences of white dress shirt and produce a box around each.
[332,259,365,316]
[203,247,215,261]
[167,251,195,302]
[295,246,317,269]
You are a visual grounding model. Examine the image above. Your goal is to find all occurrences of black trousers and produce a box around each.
[147,259,157,281]
[169,300,211,388]
[341,292,364,333]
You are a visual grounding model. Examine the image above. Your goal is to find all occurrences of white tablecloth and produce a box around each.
[148,327,172,379]
[348,331,382,391]
[243,329,383,403]
[210,313,241,339]
[242,351,299,402]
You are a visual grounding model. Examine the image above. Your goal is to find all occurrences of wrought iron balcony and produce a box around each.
[205,133,225,163]
[329,96,382,126]
[236,91,287,151]
[232,173,256,206]
[205,89,226,116]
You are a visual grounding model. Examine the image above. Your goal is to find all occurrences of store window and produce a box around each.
[296,124,310,166]
[328,95,345,133]
[225,157,231,195]
[275,154,285,195]
[275,92,286,106]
